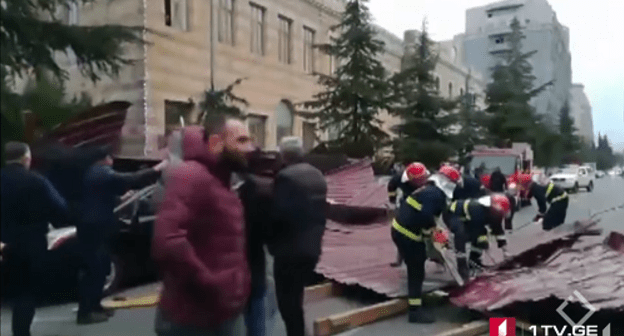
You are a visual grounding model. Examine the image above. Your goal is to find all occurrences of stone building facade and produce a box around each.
[455,0,572,128]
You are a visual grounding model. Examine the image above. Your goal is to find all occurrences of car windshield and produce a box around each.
[470,156,517,175]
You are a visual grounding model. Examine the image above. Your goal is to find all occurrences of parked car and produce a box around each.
[549,165,595,193]
[596,171,606,179]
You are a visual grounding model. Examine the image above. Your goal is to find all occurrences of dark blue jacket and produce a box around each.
[1,164,68,256]
[78,164,160,241]
[528,182,567,214]
[453,174,486,201]
[387,172,417,204]
[395,183,447,234]
[446,199,505,239]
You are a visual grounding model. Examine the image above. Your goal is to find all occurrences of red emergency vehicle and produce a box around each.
[469,143,534,206]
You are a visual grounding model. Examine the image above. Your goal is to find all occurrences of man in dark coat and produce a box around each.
[238,149,279,336]
[76,146,167,324]
[1,142,69,336]
[268,136,327,336]
[490,167,507,192]
[453,174,487,201]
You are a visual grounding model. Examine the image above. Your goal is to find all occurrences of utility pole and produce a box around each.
[210,0,216,90]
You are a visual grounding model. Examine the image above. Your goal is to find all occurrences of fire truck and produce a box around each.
[469,142,534,207]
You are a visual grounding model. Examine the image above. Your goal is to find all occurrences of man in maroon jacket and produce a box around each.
[152,115,255,336]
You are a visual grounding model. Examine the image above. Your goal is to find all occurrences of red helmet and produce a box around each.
[480,174,491,189]
[518,174,533,189]
[438,165,461,184]
[491,193,512,217]
[405,162,429,185]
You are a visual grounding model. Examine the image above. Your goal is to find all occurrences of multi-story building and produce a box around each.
[57,0,410,157]
[454,0,572,127]
[402,30,488,110]
[58,0,348,157]
[569,84,594,145]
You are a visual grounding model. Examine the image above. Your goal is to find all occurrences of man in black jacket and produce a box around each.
[238,149,279,336]
[76,146,167,324]
[1,142,69,336]
[490,167,507,192]
[268,137,327,336]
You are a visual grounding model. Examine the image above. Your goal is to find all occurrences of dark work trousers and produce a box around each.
[77,236,110,317]
[444,213,468,258]
[391,229,427,311]
[543,198,569,231]
[6,250,45,336]
[504,211,515,231]
[273,257,318,336]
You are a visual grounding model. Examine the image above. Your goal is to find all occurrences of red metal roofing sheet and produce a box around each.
[325,159,377,205]
[450,229,624,312]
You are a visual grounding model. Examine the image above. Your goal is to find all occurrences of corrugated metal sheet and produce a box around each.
[325,159,377,205]
[450,228,624,312]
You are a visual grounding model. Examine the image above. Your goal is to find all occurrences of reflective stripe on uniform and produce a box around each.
[406,196,423,211]
[495,235,507,241]
[477,235,488,243]
[409,298,422,306]
[388,191,397,196]
[546,182,555,198]
[551,192,568,203]
[422,228,433,236]
[463,201,471,221]
[392,219,423,242]
[450,201,458,212]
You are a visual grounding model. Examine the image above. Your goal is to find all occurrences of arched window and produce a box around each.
[448,82,453,98]
[275,100,294,144]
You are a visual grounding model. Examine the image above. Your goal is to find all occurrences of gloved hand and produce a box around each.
[533,213,544,222]
[432,228,450,246]
[497,239,507,249]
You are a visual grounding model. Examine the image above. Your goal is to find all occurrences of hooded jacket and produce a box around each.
[152,126,250,328]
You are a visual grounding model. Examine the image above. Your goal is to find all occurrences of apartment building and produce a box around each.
[455,0,572,128]
[569,84,594,146]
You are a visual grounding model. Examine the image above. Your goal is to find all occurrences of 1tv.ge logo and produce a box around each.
[490,291,612,336]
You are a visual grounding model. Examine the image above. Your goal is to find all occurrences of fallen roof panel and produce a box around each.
[449,230,624,312]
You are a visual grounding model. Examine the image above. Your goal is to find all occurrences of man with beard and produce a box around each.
[152,116,255,336]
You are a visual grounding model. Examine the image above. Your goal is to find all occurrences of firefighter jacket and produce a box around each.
[528,181,568,214]
[387,172,417,204]
[392,183,448,242]
[453,174,487,201]
[446,198,507,248]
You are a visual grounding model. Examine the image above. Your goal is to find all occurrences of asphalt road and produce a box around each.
[1,175,623,336]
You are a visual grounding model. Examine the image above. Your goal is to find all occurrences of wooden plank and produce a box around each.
[102,282,338,310]
[313,299,408,336]
[304,282,341,303]
[430,321,489,336]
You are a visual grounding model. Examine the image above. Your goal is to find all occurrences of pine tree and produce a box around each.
[389,21,457,168]
[298,0,389,158]
[558,100,583,164]
[197,78,249,123]
[1,0,142,161]
[485,17,554,145]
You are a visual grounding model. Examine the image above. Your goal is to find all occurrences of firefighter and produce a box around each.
[518,174,569,231]
[503,183,518,232]
[387,162,430,267]
[443,194,511,281]
[452,172,487,201]
[391,165,461,323]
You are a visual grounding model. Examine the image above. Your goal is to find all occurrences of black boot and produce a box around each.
[94,304,115,317]
[77,311,110,325]
[390,252,403,267]
[408,307,436,324]
[457,257,469,282]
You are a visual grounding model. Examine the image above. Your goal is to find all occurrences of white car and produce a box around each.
[549,166,595,193]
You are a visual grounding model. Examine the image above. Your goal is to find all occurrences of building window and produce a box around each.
[164,0,188,31]
[302,122,316,152]
[250,3,265,55]
[495,36,505,44]
[68,2,79,25]
[435,77,440,91]
[247,115,267,148]
[275,101,294,144]
[303,27,315,73]
[165,100,194,135]
[278,15,292,64]
[218,0,235,45]
[460,88,464,96]
[448,82,453,98]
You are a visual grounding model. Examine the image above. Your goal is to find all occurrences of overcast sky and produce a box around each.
[367,0,624,151]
